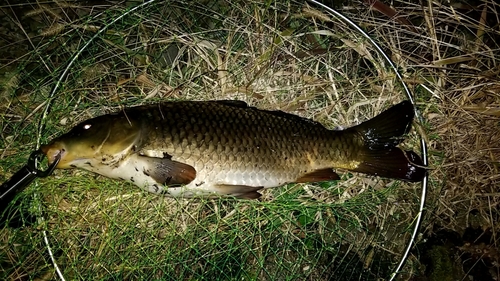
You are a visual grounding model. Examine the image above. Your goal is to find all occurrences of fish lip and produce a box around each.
[40,143,67,165]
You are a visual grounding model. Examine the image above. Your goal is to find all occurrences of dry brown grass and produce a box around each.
[417,0,500,236]
[350,0,500,238]
[373,0,500,278]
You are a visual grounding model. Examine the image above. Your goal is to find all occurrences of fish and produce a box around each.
[40,100,426,199]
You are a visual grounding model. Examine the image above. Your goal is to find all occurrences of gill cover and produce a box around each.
[42,113,142,168]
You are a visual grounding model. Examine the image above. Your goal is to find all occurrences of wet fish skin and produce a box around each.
[41,100,426,198]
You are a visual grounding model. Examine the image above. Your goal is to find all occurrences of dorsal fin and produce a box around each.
[215,100,326,128]
[213,100,249,108]
[259,108,325,127]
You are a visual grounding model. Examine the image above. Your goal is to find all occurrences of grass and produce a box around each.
[1,0,499,280]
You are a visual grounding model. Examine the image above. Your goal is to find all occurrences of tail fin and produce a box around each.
[347,101,426,182]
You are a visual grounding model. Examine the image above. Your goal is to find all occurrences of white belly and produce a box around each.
[75,154,288,197]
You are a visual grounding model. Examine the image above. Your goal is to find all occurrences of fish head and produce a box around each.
[41,113,141,169]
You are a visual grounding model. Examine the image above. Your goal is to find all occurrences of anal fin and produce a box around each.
[295,168,340,183]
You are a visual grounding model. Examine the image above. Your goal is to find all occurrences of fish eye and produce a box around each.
[83,124,92,130]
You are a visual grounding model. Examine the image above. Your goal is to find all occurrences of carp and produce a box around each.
[41,100,426,199]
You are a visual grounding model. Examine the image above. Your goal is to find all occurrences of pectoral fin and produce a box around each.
[139,156,196,186]
[295,168,340,183]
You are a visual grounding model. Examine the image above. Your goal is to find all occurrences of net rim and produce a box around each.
[33,1,429,280]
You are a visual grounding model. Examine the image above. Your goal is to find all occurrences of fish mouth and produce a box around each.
[40,143,67,167]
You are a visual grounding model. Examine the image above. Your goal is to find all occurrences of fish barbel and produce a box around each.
[41,100,426,199]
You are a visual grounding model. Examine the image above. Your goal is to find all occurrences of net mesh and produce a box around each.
[1,1,424,280]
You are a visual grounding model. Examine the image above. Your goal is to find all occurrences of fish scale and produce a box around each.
[135,102,357,190]
[41,100,426,198]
